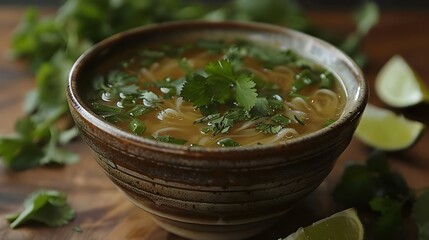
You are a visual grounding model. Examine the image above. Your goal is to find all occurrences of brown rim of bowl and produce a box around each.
[67,20,367,156]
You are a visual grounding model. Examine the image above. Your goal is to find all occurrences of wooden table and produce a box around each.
[1,7,428,240]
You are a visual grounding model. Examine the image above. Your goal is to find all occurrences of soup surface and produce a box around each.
[88,39,345,147]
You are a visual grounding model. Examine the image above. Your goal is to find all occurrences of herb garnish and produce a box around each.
[195,108,251,135]
[256,114,292,134]
[181,59,258,111]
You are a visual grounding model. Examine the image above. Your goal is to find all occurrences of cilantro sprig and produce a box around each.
[181,59,258,111]
[6,189,75,228]
[333,150,428,239]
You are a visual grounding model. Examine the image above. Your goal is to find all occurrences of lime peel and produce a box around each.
[375,55,429,107]
[355,104,425,151]
[282,208,364,240]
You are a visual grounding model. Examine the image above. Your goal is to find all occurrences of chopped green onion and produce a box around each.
[217,138,240,147]
[271,114,292,126]
[320,71,334,89]
[127,105,153,117]
[292,69,320,93]
[294,115,305,125]
[129,118,146,135]
[323,119,336,127]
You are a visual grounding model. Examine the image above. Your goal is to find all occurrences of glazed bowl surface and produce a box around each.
[67,21,367,240]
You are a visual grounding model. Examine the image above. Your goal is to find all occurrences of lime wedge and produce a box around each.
[282,208,363,240]
[375,55,429,107]
[355,104,424,151]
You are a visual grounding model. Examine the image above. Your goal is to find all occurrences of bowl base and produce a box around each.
[152,215,280,240]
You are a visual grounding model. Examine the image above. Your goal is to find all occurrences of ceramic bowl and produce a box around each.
[67,21,367,240]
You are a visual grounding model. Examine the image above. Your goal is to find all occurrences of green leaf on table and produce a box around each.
[341,1,379,66]
[354,1,379,35]
[413,190,429,240]
[6,189,75,228]
[232,0,309,30]
[333,150,414,240]
[11,8,66,70]
[333,151,411,207]
[0,119,79,170]
[332,164,377,206]
[0,137,43,171]
[369,197,404,239]
[40,128,79,166]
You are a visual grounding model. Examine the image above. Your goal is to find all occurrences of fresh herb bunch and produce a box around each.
[333,150,429,240]
[0,0,378,169]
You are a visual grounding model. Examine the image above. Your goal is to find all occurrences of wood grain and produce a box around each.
[1,7,428,240]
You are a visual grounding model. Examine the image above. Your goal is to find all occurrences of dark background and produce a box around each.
[0,0,429,9]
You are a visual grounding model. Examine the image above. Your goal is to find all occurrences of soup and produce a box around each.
[88,39,345,147]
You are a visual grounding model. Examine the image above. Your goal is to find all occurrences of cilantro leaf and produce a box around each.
[333,151,410,207]
[208,114,235,135]
[206,75,233,105]
[369,197,404,239]
[181,59,257,111]
[40,128,79,165]
[256,114,291,134]
[251,97,272,117]
[0,137,43,171]
[181,74,212,107]
[235,74,258,111]
[6,189,75,228]
[332,164,377,206]
[204,59,235,81]
[333,151,415,240]
[0,115,78,171]
[256,123,283,134]
[340,1,379,66]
